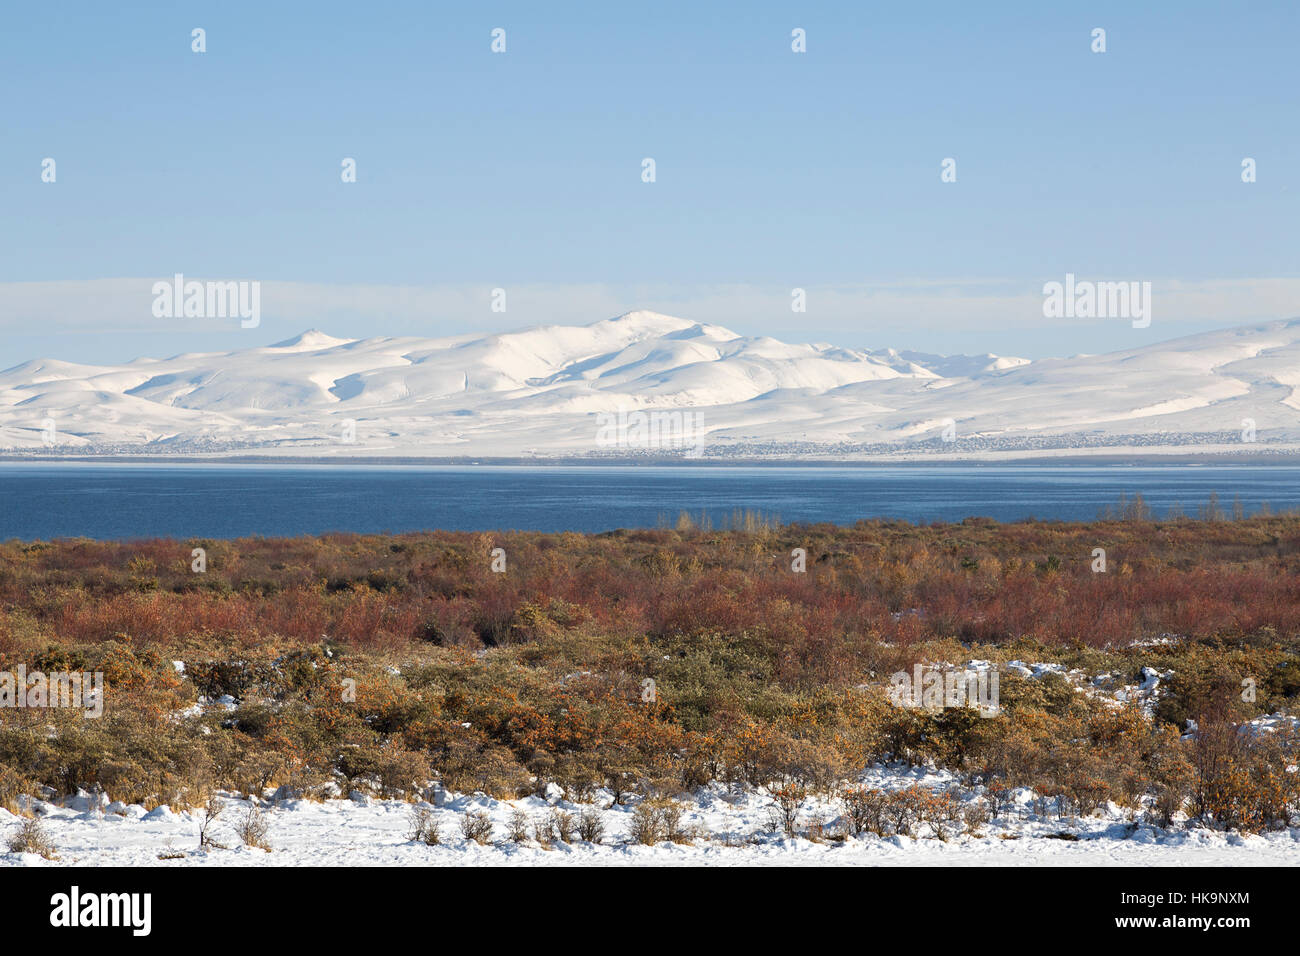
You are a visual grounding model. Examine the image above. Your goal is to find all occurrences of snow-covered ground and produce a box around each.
[5,658,1294,867]
[6,764,1297,867]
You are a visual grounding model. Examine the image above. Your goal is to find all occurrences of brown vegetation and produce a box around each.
[1,513,1297,834]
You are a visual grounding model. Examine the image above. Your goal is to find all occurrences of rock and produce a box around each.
[63,789,109,814]
[16,794,47,816]
[271,784,304,804]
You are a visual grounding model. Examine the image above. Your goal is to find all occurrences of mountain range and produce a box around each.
[3,311,1299,459]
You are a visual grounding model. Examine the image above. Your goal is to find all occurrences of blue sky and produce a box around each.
[2,0,1296,367]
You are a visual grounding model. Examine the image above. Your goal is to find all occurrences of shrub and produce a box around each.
[919,789,962,840]
[4,522,1299,846]
[577,808,605,844]
[532,813,554,849]
[237,805,272,851]
[629,798,692,845]
[407,806,441,845]
[0,765,33,815]
[884,787,928,838]
[549,808,577,844]
[842,786,889,837]
[658,799,693,844]
[460,809,494,845]
[7,818,56,859]
[506,807,530,843]
[1063,772,1111,818]
[628,802,664,845]
[198,795,227,850]
[767,783,807,838]
[984,783,1013,819]
[963,800,990,834]
[375,746,430,798]
[1192,722,1298,833]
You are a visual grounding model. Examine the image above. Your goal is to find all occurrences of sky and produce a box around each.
[2,0,1297,368]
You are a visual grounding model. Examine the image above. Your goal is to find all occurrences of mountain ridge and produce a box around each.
[2,311,1299,458]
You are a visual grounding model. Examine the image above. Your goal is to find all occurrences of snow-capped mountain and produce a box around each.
[2,311,1299,458]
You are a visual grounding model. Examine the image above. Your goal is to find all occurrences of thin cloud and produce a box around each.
[1,277,1296,343]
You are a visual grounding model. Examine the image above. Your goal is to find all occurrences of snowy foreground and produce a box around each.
[5,764,1298,867]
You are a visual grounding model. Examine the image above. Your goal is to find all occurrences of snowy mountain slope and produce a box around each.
[1,312,1299,457]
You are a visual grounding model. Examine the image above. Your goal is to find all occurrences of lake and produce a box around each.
[2,462,1297,540]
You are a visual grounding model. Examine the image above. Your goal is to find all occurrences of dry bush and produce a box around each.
[460,809,494,845]
[0,765,33,815]
[5,521,1299,837]
[629,798,692,845]
[1192,722,1299,832]
[532,813,554,849]
[530,808,573,846]
[842,786,889,837]
[237,805,271,850]
[548,808,577,844]
[156,839,186,861]
[963,800,990,834]
[658,800,693,844]
[440,741,532,799]
[1062,772,1111,819]
[919,789,963,840]
[375,746,430,799]
[883,787,928,837]
[767,783,807,838]
[7,817,57,859]
[506,807,530,843]
[628,803,660,845]
[577,808,605,844]
[230,751,284,801]
[198,795,228,850]
[407,806,441,845]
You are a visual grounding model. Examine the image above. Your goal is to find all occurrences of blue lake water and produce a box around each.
[1,463,1297,540]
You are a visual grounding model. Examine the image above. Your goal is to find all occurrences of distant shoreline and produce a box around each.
[4,452,1300,467]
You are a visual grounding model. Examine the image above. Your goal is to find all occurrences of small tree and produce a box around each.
[767,783,806,838]
[198,796,228,850]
